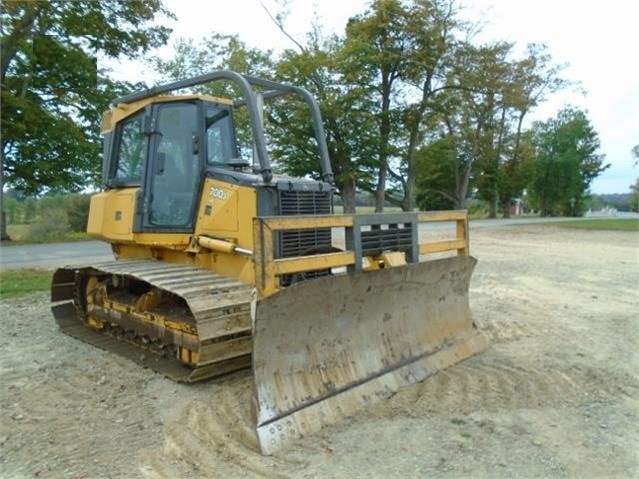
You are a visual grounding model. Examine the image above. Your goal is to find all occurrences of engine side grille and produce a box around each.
[278,189,332,285]
[279,189,332,216]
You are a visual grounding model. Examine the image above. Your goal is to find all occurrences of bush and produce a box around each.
[26,213,69,241]
[465,198,489,217]
[65,194,91,232]
[416,190,455,211]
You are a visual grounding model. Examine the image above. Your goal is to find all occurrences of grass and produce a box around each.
[0,269,52,300]
[551,218,638,232]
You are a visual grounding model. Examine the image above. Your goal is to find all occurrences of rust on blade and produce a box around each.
[252,255,488,454]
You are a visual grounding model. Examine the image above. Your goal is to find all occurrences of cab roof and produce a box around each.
[101,94,233,134]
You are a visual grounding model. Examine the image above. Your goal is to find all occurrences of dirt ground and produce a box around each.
[1,224,638,479]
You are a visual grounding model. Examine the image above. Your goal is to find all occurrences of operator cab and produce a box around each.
[101,71,334,238]
[105,96,242,232]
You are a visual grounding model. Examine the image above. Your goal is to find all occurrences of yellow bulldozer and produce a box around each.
[51,71,488,454]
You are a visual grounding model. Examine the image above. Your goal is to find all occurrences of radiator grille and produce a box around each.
[279,189,332,216]
[278,189,332,285]
[361,224,414,256]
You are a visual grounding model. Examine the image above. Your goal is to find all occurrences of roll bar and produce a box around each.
[111,70,334,184]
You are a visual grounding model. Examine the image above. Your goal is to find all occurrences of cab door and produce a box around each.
[143,101,202,231]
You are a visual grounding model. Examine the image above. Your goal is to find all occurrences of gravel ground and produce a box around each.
[1,224,637,479]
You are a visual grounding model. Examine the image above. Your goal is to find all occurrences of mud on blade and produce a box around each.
[252,255,489,454]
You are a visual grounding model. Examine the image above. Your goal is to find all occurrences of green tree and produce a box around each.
[342,0,411,211]
[494,45,569,218]
[414,137,456,210]
[434,41,515,210]
[154,33,275,159]
[1,0,174,240]
[146,0,572,219]
[440,42,568,217]
[631,145,639,212]
[342,0,466,212]
[66,194,91,232]
[630,180,639,213]
[529,107,609,216]
[272,33,378,213]
[154,25,376,212]
[2,196,20,223]
[154,34,274,84]
[390,0,463,212]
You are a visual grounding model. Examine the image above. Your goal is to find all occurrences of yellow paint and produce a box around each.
[87,188,137,242]
[135,290,161,312]
[362,256,375,272]
[419,240,467,255]
[113,243,192,262]
[165,320,198,336]
[259,214,353,230]
[86,316,104,330]
[178,347,199,366]
[380,251,406,268]
[195,178,256,241]
[192,178,258,284]
[252,211,470,297]
[198,237,237,254]
[101,94,233,134]
[99,293,198,336]
[417,210,467,222]
[108,300,133,315]
[274,252,355,275]
[85,276,102,305]
[88,178,258,286]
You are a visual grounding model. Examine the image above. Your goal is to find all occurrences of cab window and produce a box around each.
[148,102,199,227]
[205,105,235,165]
[113,113,145,182]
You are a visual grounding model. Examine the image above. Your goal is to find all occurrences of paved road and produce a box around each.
[0,240,113,270]
[0,216,597,270]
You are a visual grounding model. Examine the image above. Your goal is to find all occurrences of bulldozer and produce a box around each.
[50,71,488,454]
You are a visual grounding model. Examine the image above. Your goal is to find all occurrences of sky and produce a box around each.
[107,0,639,194]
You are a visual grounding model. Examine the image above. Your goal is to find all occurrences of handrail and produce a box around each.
[253,210,469,297]
[110,70,334,184]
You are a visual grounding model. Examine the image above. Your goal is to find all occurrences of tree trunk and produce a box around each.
[401,117,421,212]
[374,73,394,214]
[453,194,464,210]
[0,211,9,242]
[339,178,357,214]
[489,187,499,218]
[489,198,498,218]
[401,174,415,211]
[374,163,387,212]
[452,160,472,211]
[0,150,11,241]
[501,199,511,219]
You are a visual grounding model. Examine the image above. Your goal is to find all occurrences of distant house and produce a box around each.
[509,198,523,216]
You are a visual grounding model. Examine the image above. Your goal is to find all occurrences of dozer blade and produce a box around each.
[252,255,488,454]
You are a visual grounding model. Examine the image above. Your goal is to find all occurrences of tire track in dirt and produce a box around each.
[2,340,162,477]
[140,372,307,479]
[387,351,636,419]
[14,374,155,472]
